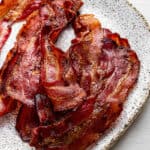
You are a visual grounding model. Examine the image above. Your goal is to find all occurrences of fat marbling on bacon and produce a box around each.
[29,14,140,150]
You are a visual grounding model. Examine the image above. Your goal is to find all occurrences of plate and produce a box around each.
[0,0,150,149]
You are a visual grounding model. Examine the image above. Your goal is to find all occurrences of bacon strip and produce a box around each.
[40,33,86,111]
[0,11,42,106]
[30,14,140,149]
[35,94,55,125]
[0,0,44,52]
[0,9,45,115]
[0,95,17,116]
[0,0,83,109]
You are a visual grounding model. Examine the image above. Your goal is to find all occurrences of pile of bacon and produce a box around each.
[0,0,140,150]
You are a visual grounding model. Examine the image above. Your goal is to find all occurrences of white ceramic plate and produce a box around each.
[0,0,150,150]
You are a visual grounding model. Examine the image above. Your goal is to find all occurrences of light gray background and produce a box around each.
[113,0,150,150]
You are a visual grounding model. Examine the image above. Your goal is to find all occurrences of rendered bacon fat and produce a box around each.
[30,15,140,149]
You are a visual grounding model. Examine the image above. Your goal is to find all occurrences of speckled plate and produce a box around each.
[0,0,150,150]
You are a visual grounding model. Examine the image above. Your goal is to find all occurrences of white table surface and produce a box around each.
[112,0,150,150]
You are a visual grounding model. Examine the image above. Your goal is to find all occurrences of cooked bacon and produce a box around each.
[30,97,95,147]
[16,104,39,142]
[30,14,140,149]
[0,0,44,52]
[0,1,140,149]
[67,16,140,150]
[46,84,86,111]
[41,28,86,111]
[0,0,83,107]
[0,95,17,116]
[35,94,55,125]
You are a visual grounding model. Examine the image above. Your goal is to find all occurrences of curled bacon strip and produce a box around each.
[41,33,86,111]
[16,104,39,142]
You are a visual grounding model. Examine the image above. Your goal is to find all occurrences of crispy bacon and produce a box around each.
[30,14,140,149]
[40,33,86,111]
[16,104,39,142]
[30,97,95,147]
[0,0,83,107]
[0,0,44,52]
[0,20,11,51]
[0,1,140,149]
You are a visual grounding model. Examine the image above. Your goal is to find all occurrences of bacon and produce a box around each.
[35,94,55,125]
[0,0,83,107]
[16,104,39,142]
[0,0,44,52]
[0,95,17,116]
[46,84,86,111]
[0,1,140,149]
[67,16,140,150]
[41,26,86,111]
[30,97,95,147]
[30,14,140,149]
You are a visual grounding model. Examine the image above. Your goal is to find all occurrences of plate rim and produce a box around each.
[106,1,150,149]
